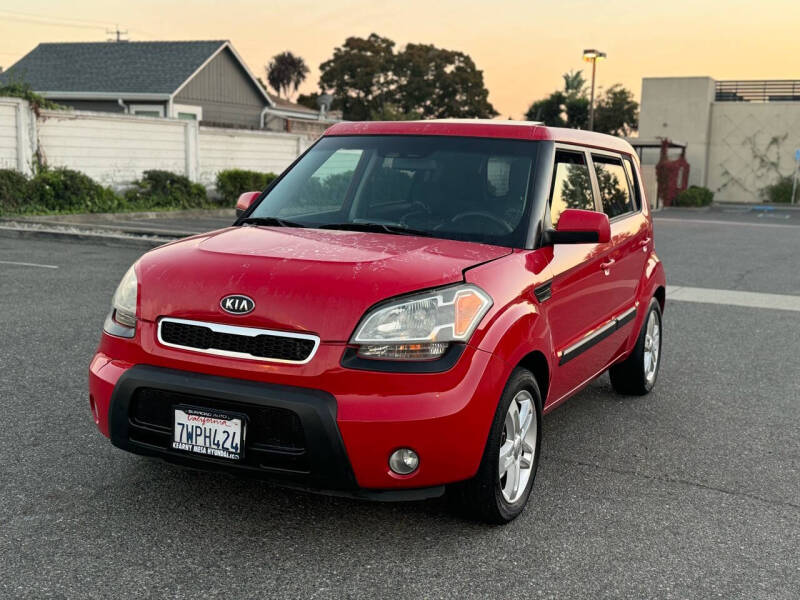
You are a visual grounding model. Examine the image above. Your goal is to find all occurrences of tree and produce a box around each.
[316,34,497,120]
[266,51,309,100]
[593,84,639,136]
[318,34,396,121]
[392,43,497,119]
[525,73,637,134]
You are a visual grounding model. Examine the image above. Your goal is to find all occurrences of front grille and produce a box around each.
[129,388,309,472]
[158,318,318,363]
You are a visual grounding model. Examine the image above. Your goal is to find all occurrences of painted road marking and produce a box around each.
[0,260,59,269]
[667,286,800,312]
[655,217,797,229]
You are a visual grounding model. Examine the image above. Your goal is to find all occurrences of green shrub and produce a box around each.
[27,167,120,213]
[0,169,30,213]
[761,176,795,204]
[124,170,209,209]
[216,169,278,204]
[674,185,713,207]
[0,81,64,112]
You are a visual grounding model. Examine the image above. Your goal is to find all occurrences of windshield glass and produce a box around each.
[246,135,539,247]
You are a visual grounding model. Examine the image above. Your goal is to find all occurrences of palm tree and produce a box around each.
[562,70,586,96]
[266,52,309,100]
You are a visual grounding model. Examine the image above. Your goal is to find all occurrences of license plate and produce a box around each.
[172,406,244,461]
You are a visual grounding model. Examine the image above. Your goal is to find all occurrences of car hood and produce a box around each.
[137,226,512,342]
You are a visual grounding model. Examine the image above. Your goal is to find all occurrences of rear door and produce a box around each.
[590,152,650,352]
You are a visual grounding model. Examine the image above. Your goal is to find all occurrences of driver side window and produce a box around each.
[549,150,594,227]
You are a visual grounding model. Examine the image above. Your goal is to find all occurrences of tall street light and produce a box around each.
[583,49,606,131]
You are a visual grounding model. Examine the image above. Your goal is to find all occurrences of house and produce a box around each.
[0,40,337,134]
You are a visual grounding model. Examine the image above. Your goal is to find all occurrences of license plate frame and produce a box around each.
[172,405,247,461]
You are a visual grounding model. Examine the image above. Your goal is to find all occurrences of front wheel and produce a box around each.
[449,368,542,524]
[609,298,663,395]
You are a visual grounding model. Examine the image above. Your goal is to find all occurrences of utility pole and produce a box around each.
[582,49,606,131]
[106,25,128,42]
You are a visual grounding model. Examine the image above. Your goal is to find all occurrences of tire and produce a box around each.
[609,298,663,396]
[449,368,543,524]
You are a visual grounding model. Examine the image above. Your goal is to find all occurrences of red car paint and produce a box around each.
[90,121,665,494]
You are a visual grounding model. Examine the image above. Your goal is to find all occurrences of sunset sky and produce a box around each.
[2,0,799,118]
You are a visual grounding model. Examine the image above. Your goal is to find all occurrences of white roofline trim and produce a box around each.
[263,106,339,123]
[40,91,171,101]
[170,41,274,108]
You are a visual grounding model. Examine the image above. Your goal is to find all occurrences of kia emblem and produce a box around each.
[220,294,255,315]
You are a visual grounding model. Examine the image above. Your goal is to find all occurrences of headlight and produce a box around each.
[103,264,138,337]
[351,284,492,360]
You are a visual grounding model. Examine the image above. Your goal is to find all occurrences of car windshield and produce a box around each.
[245,135,539,247]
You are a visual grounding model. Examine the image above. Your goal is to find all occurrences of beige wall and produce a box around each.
[638,77,715,188]
[706,102,800,203]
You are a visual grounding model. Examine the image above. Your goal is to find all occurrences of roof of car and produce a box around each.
[323,119,636,155]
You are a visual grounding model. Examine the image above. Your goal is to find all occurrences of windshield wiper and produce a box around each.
[318,222,435,238]
[238,216,306,228]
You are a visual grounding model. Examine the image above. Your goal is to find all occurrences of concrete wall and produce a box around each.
[0,99,308,189]
[638,77,715,188]
[38,110,188,185]
[706,102,800,203]
[197,127,308,186]
[0,100,18,170]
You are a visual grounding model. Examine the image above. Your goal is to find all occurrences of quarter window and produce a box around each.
[622,157,642,211]
[549,151,594,226]
[593,155,635,219]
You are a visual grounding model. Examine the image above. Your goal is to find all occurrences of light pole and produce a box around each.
[583,49,606,131]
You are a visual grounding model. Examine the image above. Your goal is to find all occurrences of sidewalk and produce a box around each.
[0,208,236,247]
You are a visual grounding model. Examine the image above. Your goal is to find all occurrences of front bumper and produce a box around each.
[89,342,508,495]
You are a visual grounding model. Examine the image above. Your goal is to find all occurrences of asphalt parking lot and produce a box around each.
[1,210,798,599]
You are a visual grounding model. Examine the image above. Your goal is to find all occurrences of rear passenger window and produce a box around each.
[550,151,594,226]
[592,155,634,219]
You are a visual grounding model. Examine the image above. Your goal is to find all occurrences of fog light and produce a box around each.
[389,448,419,475]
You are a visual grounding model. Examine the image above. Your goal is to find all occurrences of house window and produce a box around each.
[130,104,164,118]
[172,104,203,121]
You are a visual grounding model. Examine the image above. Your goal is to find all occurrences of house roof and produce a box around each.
[266,92,319,116]
[0,40,271,104]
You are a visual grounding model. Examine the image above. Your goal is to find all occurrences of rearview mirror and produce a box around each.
[543,209,610,245]
[235,191,261,218]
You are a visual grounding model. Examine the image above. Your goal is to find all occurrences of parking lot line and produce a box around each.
[0,260,59,269]
[667,285,800,312]
[655,217,797,229]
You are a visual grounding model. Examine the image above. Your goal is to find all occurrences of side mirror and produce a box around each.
[235,191,261,218]
[543,209,610,245]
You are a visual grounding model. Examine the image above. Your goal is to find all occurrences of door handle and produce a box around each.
[600,259,615,275]
[639,237,651,252]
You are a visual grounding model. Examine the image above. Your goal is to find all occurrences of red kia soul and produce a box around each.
[89,120,665,523]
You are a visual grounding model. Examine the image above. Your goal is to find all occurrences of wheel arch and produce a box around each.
[516,350,550,405]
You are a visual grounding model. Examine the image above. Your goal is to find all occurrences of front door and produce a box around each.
[543,148,634,402]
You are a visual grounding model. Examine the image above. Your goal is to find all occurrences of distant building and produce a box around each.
[638,77,800,203]
[0,40,337,135]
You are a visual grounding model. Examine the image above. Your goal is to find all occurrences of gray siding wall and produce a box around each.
[55,100,124,113]
[175,48,266,128]
[51,99,168,115]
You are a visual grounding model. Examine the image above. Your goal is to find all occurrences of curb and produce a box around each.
[1,217,201,237]
[0,225,173,249]
[18,208,236,223]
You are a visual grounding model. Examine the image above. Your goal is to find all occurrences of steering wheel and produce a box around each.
[446,211,513,234]
[399,201,432,226]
